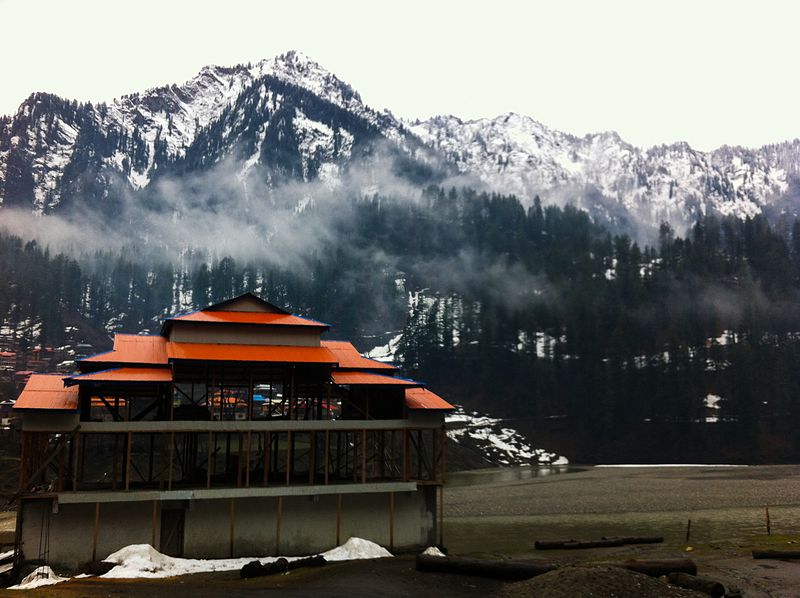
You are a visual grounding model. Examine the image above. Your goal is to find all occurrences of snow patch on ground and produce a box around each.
[321,537,392,561]
[446,406,567,465]
[421,546,446,557]
[99,537,390,579]
[9,566,68,590]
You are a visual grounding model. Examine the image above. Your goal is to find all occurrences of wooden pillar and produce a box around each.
[57,440,65,493]
[308,432,315,485]
[353,431,358,482]
[151,500,158,547]
[336,494,342,546]
[275,496,283,554]
[432,428,438,482]
[389,492,395,551]
[71,432,80,492]
[125,432,132,491]
[236,433,243,488]
[245,432,252,488]
[207,431,213,489]
[92,502,100,562]
[263,431,270,487]
[111,434,119,491]
[229,498,236,557]
[289,367,296,420]
[441,427,447,484]
[18,432,27,492]
[148,433,154,484]
[285,431,293,485]
[402,429,409,482]
[438,486,444,547]
[361,429,367,483]
[247,369,254,421]
[167,431,175,491]
[324,430,330,485]
[159,432,166,491]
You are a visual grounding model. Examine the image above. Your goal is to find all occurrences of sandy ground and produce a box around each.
[3,465,800,596]
[445,465,800,597]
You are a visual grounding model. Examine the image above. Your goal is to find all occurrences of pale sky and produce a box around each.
[1,0,797,151]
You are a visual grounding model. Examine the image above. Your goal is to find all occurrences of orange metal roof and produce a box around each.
[14,374,79,411]
[331,371,420,386]
[167,342,337,364]
[69,367,173,384]
[322,341,396,370]
[82,334,168,365]
[404,387,455,411]
[167,311,328,328]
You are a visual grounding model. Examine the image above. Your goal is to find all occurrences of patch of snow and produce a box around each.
[9,566,68,590]
[704,394,722,410]
[366,333,402,363]
[421,546,446,557]
[321,537,392,561]
[446,406,567,465]
[98,538,390,580]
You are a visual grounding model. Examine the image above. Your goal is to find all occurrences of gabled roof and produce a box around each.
[167,342,337,364]
[404,387,455,411]
[165,311,328,328]
[203,292,290,314]
[161,293,328,335]
[14,374,79,411]
[322,341,396,371]
[331,371,421,386]
[81,334,168,366]
[66,367,173,385]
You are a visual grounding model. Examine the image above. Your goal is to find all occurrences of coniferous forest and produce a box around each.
[4,186,800,462]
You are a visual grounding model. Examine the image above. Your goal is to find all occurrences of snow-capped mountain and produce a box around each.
[411,113,800,229]
[2,50,800,232]
[0,51,429,213]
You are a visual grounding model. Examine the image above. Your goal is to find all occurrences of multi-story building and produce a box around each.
[13,293,453,569]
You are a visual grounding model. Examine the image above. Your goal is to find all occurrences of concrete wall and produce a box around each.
[20,486,438,571]
[169,321,321,346]
[20,499,155,571]
[21,411,79,432]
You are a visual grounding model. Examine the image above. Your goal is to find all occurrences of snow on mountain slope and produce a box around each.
[3,50,800,230]
[410,113,799,228]
[0,51,415,212]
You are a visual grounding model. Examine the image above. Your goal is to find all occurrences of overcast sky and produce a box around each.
[1,0,797,151]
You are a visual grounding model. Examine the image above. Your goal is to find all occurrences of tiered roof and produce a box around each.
[15,294,453,412]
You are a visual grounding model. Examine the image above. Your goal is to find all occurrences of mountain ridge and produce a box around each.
[2,50,800,234]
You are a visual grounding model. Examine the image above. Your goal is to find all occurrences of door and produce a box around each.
[159,506,185,557]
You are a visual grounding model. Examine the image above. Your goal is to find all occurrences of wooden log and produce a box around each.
[415,554,556,581]
[287,555,327,570]
[602,536,664,545]
[752,550,800,560]
[240,558,289,578]
[589,558,697,577]
[536,536,664,550]
[667,572,726,597]
[535,538,625,550]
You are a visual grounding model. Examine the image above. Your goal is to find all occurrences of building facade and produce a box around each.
[13,294,453,570]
